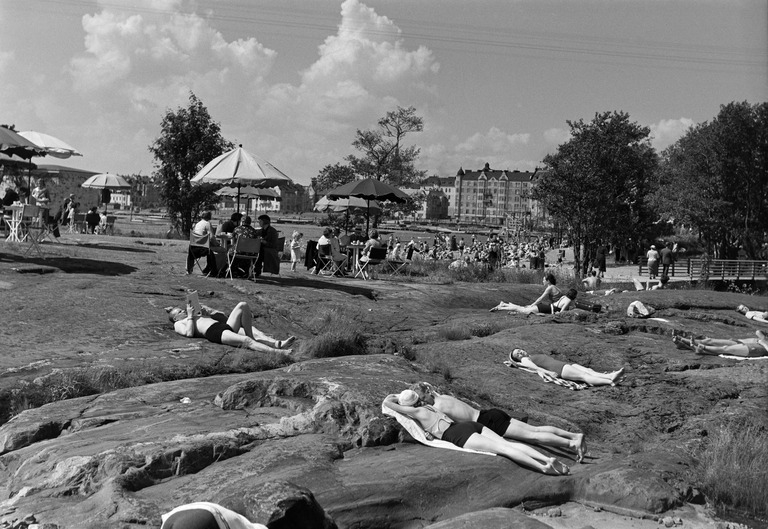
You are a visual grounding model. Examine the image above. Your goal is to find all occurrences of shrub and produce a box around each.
[470,321,503,337]
[691,416,768,519]
[299,329,367,358]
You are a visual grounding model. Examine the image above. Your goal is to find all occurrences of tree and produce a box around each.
[652,101,768,259]
[346,106,426,186]
[149,92,233,234]
[532,111,659,276]
[313,163,356,192]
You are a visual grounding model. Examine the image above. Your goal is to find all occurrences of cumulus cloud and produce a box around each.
[543,127,571,146]
[455,127,529,154]
[649,117,694,151]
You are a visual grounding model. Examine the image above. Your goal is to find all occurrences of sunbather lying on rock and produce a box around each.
[672,329,768,357]
[409,382,587,462]
[633,276,669,291]
[383,390,570,475]
[166,302,295,353]
[510,349,625,386]
[736,304,768,324]
[490,288,578,314]
[162,501,267,529]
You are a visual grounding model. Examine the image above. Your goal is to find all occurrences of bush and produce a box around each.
[439,325,471,341]
[299,307,368,358]
[470,321,503,337]
[691,416,768,519]
[406,259,576,285]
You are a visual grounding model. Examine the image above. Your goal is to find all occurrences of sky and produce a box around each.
[1,0,766,186]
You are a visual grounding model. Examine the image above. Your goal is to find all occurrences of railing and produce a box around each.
[638,258,768,281]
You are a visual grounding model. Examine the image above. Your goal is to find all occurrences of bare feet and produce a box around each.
[672,335,690,350]
[610,367,625,384]
[575,434,587,463]
[279,336,296,349]
[548,457,570,475]
[489,303,501,312]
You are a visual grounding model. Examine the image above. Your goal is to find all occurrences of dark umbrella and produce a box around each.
[327,178,409,237]
[0,127,46,199]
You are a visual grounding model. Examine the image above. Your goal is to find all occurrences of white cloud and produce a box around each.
[649,117,694,151]
[543,127,571,146]
[0,50,13,76]
[455,127,529,154]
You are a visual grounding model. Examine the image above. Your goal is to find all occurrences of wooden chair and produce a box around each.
[226,237,261,280]
[358,246,388,280]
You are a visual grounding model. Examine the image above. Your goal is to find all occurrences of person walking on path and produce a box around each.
[646,244,660,279]
[660,242,676,278]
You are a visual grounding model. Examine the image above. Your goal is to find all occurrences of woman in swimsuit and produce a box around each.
[167,302,295,353]
[672,329,768,357]
[383,390,570,475]
[510,349,625,386]
[490,282,578,315]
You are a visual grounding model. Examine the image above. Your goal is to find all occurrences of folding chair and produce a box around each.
[105,215,116,235]
[357,246,388,280]
[315,244,340,275]
[21,205,45,257]
[386,244,414,275]
[226,237,261,280]
[188,232,212,274]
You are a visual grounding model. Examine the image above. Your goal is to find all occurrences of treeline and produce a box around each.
[532,101,767,275]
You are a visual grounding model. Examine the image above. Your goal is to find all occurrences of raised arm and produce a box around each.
[383,395,431,422]
[533,285,554,305]
[173,304,197,337]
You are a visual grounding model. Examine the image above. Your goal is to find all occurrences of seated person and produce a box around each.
[633,276,669,291]
[383,390,570,475]
[490,288,578,315]
[162,501,267,529]
[232,215,259,242]
[672,329,768,357]
[359,229,383,262]
[736,304,768,324]
[218,212,242,235]
[2,186,20,207]
[510,348,625,386]
[167,301,295,353]
[331,227,349,272]
[409,382,587,462]
[582,271,601,291]
[187,211,224,275]
[85,207,101,234]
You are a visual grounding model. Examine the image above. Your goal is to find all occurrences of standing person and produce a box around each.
[290,231,303,272]
[646,244,660,279]
[595,241,608,278]
[253,214,279,277]
[31,178,51,208]
[660,242,675,277]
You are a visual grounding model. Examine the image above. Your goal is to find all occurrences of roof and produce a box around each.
[33,164,99,178]
[458,167,536,182]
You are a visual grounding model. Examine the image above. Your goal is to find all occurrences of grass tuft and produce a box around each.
[299,307,368,358]
[439,325,471,341]
[470,321,503,337]
[691,416,768,519]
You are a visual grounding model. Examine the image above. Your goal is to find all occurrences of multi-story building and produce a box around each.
[420,175,457,217]
[453,163,543,226]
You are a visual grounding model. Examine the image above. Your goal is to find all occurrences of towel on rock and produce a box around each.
[503,359,590,391]
[381,396,495,457]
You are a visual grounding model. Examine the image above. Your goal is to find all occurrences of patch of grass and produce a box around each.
[406,260,576,285]
[1,352,292,425]
[299,307,368,358]
[399,345,417,361]
[439,325,471,341]
[691,416,768,519]
[426,361,454,382]
[470,321,503,337]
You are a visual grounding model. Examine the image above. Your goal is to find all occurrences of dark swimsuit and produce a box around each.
[422,405,483,448]
[476,409,511,436]
[529,354,568,377]
[204,321,233,344]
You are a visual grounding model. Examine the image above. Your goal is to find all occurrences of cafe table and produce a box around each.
[348,242,366,279]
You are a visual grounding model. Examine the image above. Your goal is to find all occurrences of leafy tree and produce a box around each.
[346,106,426,186]
[652,101,768,258]
[313,163,356,192]
[532,111,659,276]
[149,92,233,234]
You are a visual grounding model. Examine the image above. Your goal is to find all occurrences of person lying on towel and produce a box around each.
[167,301,295,353]
[383,390,570,475]
[510,349,625,387]
[736,304,768,324]
[408,382,587,463]
[161,501,267,529]
[673,329,768,358]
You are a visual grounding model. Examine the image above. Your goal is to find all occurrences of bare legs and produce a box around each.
[463,427,570,475]
[490,302,538,314]
[560,364,624,386]
[225,302,294,353]
[672,334,766,357]
[503,419,587,463]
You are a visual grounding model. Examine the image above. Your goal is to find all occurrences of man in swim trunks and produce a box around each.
[672,329,768,358]
[167,301,295,353]
[409,382,587,462]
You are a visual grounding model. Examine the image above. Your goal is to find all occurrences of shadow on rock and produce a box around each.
[8,256,138,276]
[252,274,378,300]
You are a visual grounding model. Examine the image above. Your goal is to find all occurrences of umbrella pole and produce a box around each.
[236,183,241,214]
[366,199,370,239]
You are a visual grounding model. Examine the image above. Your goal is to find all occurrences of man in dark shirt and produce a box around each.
[253,214,279,276]
[218,212,242,234]
[660,242,676,277]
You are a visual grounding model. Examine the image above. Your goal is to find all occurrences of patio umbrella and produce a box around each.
[191,145,293,212]
[19,131,82,159]
[326,178,409,237]
[215,185,281,214]
[81,173,131,213]
[0,126,44,159]
[314,195,383,233]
